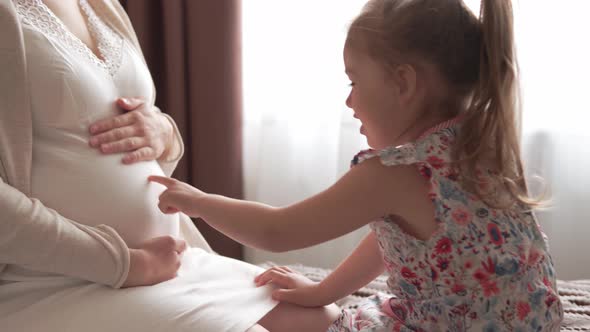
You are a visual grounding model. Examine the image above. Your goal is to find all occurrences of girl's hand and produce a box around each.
[148,175,205,217]
[88,97,174,164]
[255,266,331,307]
[123,235,187,288]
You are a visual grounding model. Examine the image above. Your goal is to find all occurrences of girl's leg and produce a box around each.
[257,302,341,332]
[246,324,270,332]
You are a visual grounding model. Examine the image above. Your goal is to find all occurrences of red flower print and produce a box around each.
[502,308,515,322]
[482,256,496,274]
[448,172,458,181]
[517,301,531,320]
[451,303,470,316]
[464,261,473,269]
[452,208,472,226]
[401,266,417,279]
[435,237,453,255]
[419,165,432,179]
[473,269,488,281]
[545,294,558,308]
[437,257,450,271]
[528,249,541,266]
[388,302,408,321]
[482,280,500,297]
[543,277,553,289]
[430,267,439,281]
[427,155,445,169]
[487,223,504,246]
[411,279,422,291]
[452,283,466,294]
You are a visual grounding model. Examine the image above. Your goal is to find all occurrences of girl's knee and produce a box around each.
[257,302,341,332]
[326,303,342,321]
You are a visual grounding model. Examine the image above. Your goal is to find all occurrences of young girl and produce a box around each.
[150,0,564,330]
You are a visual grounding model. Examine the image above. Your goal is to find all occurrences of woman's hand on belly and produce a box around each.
[123,235,187,288]
[88,97,174,164]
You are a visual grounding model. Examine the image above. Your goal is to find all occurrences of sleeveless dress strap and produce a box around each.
[350,116,464,170]
[350,143,419,169]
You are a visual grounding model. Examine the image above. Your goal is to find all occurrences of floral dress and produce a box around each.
[328,119,564,332]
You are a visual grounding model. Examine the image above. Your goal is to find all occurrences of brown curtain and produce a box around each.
[120,0,244,260]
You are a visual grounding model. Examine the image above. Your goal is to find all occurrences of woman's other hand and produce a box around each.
[255,266,330,307]
[148,175,206,217]
[88,97,174,164]
[122,235,187,288]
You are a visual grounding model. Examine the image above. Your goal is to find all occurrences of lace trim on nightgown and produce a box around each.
[13,0,124,77]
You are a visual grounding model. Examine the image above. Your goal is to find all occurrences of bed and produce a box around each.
[262,264,590,331]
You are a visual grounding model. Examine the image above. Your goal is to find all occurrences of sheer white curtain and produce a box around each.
[242,1,590,279]
[514,1,590,280]
[242,0,368,268]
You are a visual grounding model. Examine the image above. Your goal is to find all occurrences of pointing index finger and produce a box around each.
[148,175,177,188]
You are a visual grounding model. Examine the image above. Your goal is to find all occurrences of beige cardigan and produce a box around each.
[0,0,211,288]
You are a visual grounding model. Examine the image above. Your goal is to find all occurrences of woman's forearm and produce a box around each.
[0,179,130,287]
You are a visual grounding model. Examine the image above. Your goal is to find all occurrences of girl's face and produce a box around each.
[343,44,420,149]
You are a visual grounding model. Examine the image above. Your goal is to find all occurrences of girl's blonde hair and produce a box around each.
[348,0,535,208]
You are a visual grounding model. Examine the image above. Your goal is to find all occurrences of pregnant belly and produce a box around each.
[31,136,179,248]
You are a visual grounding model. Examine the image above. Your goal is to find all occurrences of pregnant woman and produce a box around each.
[0,0,338,331]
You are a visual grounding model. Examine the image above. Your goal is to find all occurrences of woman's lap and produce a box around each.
[0,248,278,332]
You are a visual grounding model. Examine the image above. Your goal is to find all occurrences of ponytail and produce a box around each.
[455,0,536,208]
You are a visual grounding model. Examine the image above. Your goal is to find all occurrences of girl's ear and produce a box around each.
[392,64,417,105]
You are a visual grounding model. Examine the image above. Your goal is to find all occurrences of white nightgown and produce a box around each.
[0,0,278,331]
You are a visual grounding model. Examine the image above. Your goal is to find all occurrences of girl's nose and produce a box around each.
[345,91,352,108]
